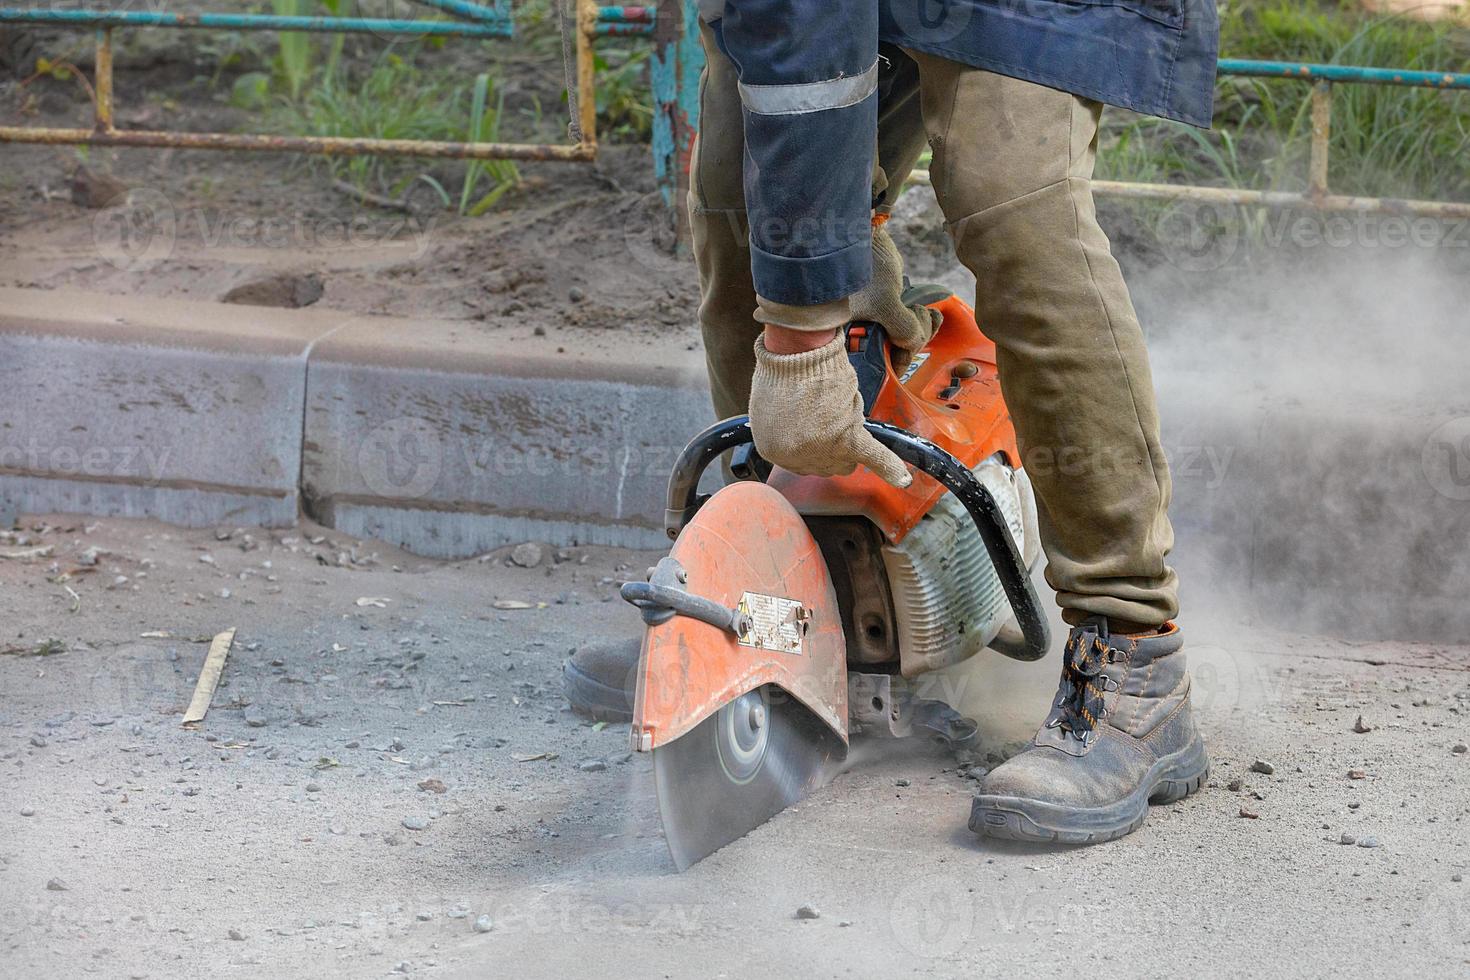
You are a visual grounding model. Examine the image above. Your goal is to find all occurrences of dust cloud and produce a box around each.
[889,188,1470,739]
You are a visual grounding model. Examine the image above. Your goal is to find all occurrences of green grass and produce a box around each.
[1096,0,1470,202]
[457,71,522,216]
[275,51,467,192]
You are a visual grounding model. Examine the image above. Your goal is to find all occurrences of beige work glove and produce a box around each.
[850,224,942,370]
[749,334,912,488]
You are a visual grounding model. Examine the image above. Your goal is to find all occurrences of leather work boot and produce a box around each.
[561,638,641,722]
[971,619,1208,843]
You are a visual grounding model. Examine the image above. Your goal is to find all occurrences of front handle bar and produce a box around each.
[661,416,1051,662]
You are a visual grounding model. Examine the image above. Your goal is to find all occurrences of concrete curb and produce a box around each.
[0,288,354,528]
[0,287,712,551]
[302,313,713,554]
[4,287,1465,639]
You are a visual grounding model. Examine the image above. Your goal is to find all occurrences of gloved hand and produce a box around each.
[850,224,942,370]
[749,333,912,488]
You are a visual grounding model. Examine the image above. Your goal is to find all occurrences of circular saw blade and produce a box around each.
[654,685,843,871]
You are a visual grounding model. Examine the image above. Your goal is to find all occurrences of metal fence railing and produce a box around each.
[634,7,1470,228]
[3,4,1466,224]
[0,1,656,161]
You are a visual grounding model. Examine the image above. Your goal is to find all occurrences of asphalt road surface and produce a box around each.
[2,516,1467,978]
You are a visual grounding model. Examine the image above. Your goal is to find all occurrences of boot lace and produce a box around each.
[1048,624,1119,743]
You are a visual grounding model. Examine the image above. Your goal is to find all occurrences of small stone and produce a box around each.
[244,711,267,729]
[895,778,911,787]
[568,286,586,303]
[1339,833,1356,845]
[329,824,346,836]
[305,782,322,793]
[1226,778,1243,792]
[227,928,245,941]
[1357,836,1380,849]
[46,878,68,891]
[473,914,494,933]
[795,905,821,920]
[578,759,608,773]
[20,807,35,817]
[447,906,470,919]
[1238,806,1259,820]
[1347,769,1367,780]
[510,543,543,568]
[1249,760,1275,775]
[416,911,433,922]
[1453,744,1468,755]
[402,815,430,831]
[1352,715,1372,734]
[393,963,409,974]
[29,735,46,748]
[417,778,447,794]
[1453,874,1463,883]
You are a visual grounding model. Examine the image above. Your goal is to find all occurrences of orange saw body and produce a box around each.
[620,294,1050,870]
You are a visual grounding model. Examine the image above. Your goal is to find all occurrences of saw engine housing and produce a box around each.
[622,293,1050,868]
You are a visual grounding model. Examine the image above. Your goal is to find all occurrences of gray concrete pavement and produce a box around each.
[1,515,1467,979]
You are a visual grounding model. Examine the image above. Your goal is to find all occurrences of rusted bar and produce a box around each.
[93,26,113,133]
[0,126,596,161]
[1308,80,1332,199]
[905,169,1470,217]
[576,0,598,152]
[1089,179,1470,219]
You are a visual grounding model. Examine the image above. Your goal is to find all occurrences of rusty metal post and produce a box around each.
[93,26,113,132]
[1308,79,1332,199]
[577,0,599,152]
[651,0,702,248]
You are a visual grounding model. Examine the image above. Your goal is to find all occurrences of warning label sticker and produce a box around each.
[736,592,808,655]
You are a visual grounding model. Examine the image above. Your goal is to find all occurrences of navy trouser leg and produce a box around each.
[713,1,879,306]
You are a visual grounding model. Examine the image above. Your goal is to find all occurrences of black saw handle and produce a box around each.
[661,415,1051,662]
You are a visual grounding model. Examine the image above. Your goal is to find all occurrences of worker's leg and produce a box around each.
[909,52,1177,628]
[689,24,926,419]
[687,18,761,420]
[908,53,1205,842]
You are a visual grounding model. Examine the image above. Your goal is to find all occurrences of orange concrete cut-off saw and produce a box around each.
[620,292,1050,869]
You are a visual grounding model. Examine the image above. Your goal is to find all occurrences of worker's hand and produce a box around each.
[749,332,912,489]
[850,224,942,370]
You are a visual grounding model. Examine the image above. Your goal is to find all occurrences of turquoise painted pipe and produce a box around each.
[0,8,512,37]
[1216,58,1470,89]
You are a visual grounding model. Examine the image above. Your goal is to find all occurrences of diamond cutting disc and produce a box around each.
[653,685,842,870]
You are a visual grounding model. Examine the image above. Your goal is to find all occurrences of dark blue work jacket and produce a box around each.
[705,0,1219,127]
[705,0,1219,305]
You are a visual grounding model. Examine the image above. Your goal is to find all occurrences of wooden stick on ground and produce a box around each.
[182,628,237,727]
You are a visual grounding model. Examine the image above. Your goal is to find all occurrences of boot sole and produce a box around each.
[969,737,1209,845]
[561,660,635,723]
